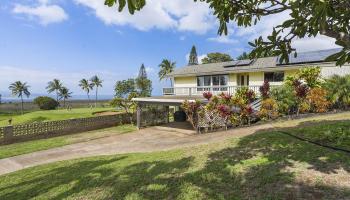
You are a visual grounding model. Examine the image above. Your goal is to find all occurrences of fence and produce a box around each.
[0,113,134,145]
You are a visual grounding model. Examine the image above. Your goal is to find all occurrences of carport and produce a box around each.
[132,95,206,129]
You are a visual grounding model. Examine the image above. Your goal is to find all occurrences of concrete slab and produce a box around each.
[0,123,273,175]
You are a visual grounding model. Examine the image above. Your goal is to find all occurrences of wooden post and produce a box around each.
[165,106,170,123]
[136,104,142,130]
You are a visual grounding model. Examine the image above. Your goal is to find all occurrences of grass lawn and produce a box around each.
[0,120,349,199]
[283,120,350,151]
[0,107,117,126]
[0,124,136,159]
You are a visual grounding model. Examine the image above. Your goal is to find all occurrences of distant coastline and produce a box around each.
[0,95,114,103]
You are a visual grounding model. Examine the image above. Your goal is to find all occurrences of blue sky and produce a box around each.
[0,0,338,97]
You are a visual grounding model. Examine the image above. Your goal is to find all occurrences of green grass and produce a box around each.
[0,124,136,159]
[0,121,349,199]
[283,120,350,151]
[0,107,116,126]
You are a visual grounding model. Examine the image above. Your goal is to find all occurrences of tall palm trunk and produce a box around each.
[95,87,98,108]
[87,92,91,106]
[56,90,59,108]
[20,95,24,115]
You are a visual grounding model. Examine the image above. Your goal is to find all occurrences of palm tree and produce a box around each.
[79,79,93,104]
[324,74,350,108]
[9,81,30,114]
[90,75,103,107]
[46,79,63,102]
[158,59,176,87]
[58,87,72,107]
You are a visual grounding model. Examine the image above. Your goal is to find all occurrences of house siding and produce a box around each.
[174,76,196,88]
[321,65,350,78]
[249,72,264,86]
[172,65,350,91]
[228,74,237,86]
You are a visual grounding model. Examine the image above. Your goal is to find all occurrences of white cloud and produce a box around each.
[13,1,68,25]
[74,0,215,34]
[207,35,238,44]
[145,67,155,73]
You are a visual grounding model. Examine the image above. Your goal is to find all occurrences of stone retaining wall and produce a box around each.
[0,113,134,145]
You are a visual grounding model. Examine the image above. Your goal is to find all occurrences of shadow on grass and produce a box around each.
[0,120,349,199]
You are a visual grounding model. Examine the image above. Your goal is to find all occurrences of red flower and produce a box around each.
[245,106,253,115]
[217,104,231,117]
[219,92,232,101]
[203,91,213,100]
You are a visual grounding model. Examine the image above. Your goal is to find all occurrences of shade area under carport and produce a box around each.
[132,95,206,129]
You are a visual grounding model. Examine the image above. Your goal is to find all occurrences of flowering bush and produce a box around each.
[182,100,202,128]
[246,89,256,103]
[259,98,279,120]
[306,88,330,113]
[235,87,256,104]
[203,91,213,100]
[217,104,231,117]
[219,92,232,103]
[259,80,270,99]
[299,101,311,113]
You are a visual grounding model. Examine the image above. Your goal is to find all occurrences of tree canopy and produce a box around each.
[136,64,152,97]
[188,45,199,65]
[115,78,136,97]
[159,59,175,86]
[105,0,350,66]
[236,52,250,60]
[201,52,233,64]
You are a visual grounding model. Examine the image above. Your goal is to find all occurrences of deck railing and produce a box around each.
[163,86,265,96]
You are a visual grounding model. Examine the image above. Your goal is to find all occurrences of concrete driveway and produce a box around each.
[0,122,273,175]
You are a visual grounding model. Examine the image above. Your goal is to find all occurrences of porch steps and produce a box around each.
[250,99,262,112]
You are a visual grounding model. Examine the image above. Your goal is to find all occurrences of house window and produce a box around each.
[264,72,284,82]
[197,75,228,91]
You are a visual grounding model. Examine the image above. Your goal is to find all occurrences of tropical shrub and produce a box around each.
[298,101,311,114]
[33,96,59,110]
[236,87,255,104]
[259,98,279,120]
[203,91,213,100]
[259,80,270,99]
[298,67,322,88]
[323,74,350,108]
[182,100,201,128]
[271,86,297,114]
[306,88,330,113]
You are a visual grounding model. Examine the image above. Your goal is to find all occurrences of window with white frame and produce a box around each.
[264,72,284,82]
[197,75,228,91]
